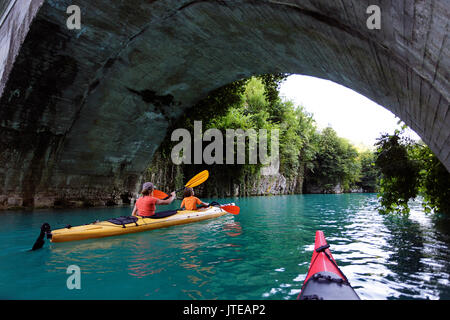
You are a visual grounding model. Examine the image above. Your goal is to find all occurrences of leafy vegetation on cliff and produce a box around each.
[305,127,361,193]
[374,128,450,216]
[149,75,381,197]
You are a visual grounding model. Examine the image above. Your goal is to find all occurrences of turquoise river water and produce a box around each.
[0,194,449,300]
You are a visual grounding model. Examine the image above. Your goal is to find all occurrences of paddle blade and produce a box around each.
[221,205,240,215]
[185,170,209,188]
[153,189,169,200]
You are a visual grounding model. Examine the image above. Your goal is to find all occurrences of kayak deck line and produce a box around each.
[298,231,360,300]
[89,209,224,229]
[85,208,212,227]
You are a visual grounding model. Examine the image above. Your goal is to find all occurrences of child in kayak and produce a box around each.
[132,182,175,217]
[180,187,209,210]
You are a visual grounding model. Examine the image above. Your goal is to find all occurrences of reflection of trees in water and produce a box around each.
[382,216,424,282]
[432,216,450,239]
[381,214,450,299]
[430,216,450,299]
[382,216,427,299]
[383,211,450,299]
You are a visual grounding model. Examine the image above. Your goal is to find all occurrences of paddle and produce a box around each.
[162,170,209,200]
[152,189,169,200]
[154,189,240,214]
[219,205,240,215]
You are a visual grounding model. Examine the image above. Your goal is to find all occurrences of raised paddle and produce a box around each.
[155,189,240,214]
[162,170,209,200]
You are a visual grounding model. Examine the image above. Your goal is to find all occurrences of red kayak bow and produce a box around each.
[297,231,360,300]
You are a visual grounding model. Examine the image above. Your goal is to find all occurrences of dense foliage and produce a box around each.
[374,129,450,216]
[151,75,381,196]
[374,132,421,215]
[356,150,380,192]
[305,127,362,193]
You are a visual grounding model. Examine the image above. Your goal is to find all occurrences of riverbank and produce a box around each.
[0,188,373,211]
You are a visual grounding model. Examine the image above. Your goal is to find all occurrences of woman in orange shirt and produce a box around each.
[132,182,175,217]
[180,187,208,210]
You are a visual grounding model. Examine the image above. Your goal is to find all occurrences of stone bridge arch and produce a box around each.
[0,0,448,208]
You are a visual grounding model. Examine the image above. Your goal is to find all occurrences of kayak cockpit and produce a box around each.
[298,231,360,300]
[298,271,360,300]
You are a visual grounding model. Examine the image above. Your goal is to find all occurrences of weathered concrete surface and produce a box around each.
[0,0,449,209]
[0,0,44,98]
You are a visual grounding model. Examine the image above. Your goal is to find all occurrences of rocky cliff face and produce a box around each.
[142,149,367,199]
[0,0,448,209]
[141,150,304,199]
[245,172,303,196]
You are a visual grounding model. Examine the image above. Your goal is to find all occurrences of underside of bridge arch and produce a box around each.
[0,0,448,208]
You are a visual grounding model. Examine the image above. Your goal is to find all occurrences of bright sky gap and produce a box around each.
[279,74,421,150]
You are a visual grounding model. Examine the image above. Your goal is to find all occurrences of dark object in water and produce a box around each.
[31,223,52,251]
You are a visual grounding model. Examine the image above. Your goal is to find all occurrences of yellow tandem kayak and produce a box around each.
[48,203,234,243]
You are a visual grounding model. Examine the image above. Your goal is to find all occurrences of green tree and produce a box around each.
[305,127,360,192]
[356,150,380,192]
[412,144,450,214]
[374,129,450,216]
[374,131,420,215]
